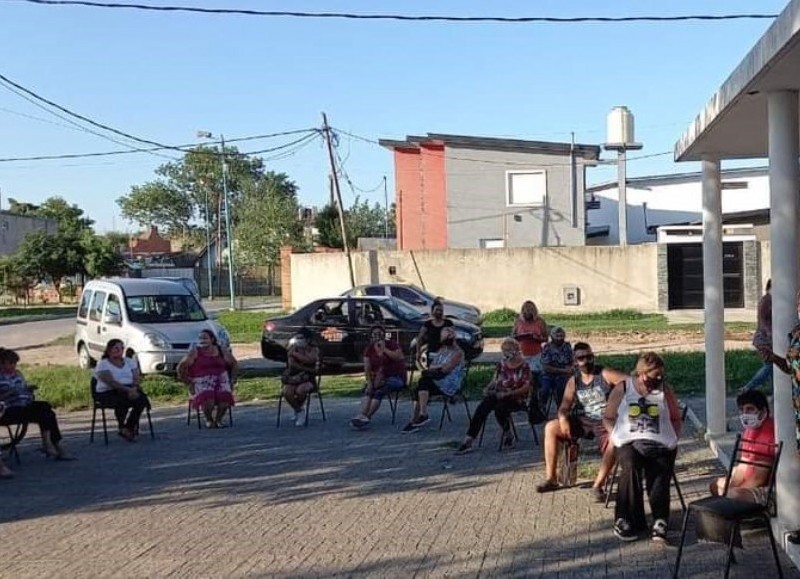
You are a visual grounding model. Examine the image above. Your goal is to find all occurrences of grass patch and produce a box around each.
[0,306,75,318]
[216,310,286,343]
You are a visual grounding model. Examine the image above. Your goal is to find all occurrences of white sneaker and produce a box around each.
[294,412,305,427]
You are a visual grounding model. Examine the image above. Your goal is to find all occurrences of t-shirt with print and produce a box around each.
[541,342,574,374]
[95,358,139,393]
[493,360,531,399]
[0,371,33,408]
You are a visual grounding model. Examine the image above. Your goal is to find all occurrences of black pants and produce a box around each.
[95,390,150,430]
[466,394,525,438]
[0,401,62,443]
[412,376,444,399]
[615,442,677,532]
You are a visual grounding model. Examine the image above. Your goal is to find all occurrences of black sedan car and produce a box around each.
[261,296,484,366]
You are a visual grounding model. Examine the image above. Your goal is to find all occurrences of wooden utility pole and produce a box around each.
[321,112,356,288]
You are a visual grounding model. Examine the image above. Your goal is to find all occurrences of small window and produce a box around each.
[506,171,547,206]
[365,286,384,296]
[88,291,107,322]
[355,301,383,327]
[310,300,349,326]
[480,239,505,249]
[77,290,92,319]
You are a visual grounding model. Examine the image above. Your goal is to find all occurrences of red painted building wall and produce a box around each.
[393,144,448,250]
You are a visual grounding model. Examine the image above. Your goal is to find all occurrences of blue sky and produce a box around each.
[0,0,787,232]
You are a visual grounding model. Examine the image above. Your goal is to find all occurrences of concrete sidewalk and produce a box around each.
[2,397,798,578]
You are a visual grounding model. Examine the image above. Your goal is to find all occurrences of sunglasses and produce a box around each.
[575,354,595,361]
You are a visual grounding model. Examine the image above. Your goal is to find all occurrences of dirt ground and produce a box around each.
[19,329,754,368]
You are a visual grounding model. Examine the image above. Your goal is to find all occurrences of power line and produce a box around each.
[0,129,319,163]
[16,1,779,23]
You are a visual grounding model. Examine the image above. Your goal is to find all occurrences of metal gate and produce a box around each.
[667,242,744,309]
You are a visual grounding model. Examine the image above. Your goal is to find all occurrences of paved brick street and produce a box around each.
[2,396,798,578]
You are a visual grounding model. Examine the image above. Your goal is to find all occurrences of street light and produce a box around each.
[195,175,213,300]
[198,130,236,310]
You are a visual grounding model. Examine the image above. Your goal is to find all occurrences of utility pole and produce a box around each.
[382,175,389,239]
[220,135,236,310]
[321,112,356,288]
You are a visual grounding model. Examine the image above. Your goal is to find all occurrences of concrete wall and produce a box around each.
[291,244,659,313]
[0,212,58,256]
[445,147,588,248]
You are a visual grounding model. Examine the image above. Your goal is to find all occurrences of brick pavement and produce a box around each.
[2,394,799,578]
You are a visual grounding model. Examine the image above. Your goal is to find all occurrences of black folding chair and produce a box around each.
[89,377,155,445]
[0,422,28,465]
[672,434,784,579]
[276,362,326,427]
[433,362,473,430]
[477,402,540,450]
[388,366,416,425]
[603,459,686,511]
[187,398,234,429]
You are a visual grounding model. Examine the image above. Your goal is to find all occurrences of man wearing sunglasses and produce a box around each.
[535,342,628,500]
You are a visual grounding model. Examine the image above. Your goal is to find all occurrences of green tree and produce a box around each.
[82,233,125,278]
[117,145,266,234]
[235,172,304,270]
[35,197,94,236]
[314,196,393,249]
[0,255,38,303]
[14,230,85,301]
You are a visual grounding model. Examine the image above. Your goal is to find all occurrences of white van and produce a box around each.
[75,278,230,374]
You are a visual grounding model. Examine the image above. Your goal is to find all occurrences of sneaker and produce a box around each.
[401,422,419,434]
[535,479,560,493]
[294,412,305,427]
[590,485,606,503]
[350,417,369,429]
[613,518,639,542]
[650,519,668,544]
[455,440,474,455]
[412,415,430,427]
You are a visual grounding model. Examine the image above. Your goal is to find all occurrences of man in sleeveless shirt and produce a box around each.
[535,342,628,500]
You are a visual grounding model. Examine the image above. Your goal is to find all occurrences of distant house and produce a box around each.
[380,133,601,250]
[0,211,58,256]
[586,166,770,245]
[127,226,171,257]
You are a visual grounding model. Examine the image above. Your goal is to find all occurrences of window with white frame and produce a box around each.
[480,238,505,249]
[506,171,547,206]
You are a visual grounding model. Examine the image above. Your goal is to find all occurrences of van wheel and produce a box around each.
[78,344,96,369]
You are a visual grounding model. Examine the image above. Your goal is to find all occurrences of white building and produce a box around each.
[586,166,770,245]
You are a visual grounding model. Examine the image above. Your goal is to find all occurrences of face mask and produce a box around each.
[644,377,663,391]
[582,362,595,374]
[740,412,765,429]
[503,351,515,361]
[523,313,534,321]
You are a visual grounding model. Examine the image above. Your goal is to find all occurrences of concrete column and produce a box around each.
[701,157,726,438]
[768,90,800,531]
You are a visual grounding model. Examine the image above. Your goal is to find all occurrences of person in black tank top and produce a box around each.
[416,300,453,365]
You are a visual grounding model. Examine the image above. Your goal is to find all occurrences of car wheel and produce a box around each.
[78,343,95,369]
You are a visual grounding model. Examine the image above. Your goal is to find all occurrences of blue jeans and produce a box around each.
[539,374,569,408]
[743,361,773,392]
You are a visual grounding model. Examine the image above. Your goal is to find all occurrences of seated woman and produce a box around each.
[281,329,320,427]
[350,324,407,429]
[539,326,574,410]
[402,326,465,433]
[455,337,531,453]
[0,347,73,460]
[603,352,682,543]
[0,401,15,478]
[94,339,151,442]
[178,329,238,428]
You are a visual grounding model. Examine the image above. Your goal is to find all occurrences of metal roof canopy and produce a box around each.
[675,0,800,162]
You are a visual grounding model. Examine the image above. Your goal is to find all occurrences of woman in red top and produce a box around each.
[512,300,548,373]
[178,330,238,428]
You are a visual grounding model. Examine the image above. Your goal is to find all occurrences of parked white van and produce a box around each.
[75,278,230,374]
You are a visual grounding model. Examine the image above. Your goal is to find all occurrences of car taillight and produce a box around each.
[263,321,276,332]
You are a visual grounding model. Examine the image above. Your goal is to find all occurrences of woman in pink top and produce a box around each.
[178,330,238,428]
[512,300,548,373]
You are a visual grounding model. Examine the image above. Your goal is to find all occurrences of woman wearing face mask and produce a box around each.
[402,326,464,433]
[512,301,548,374]
[178,329,238,428]
[709,390,774,503]
[603,352,682,543]
[416,300,454,368]
[350,325,407,429]
[455,338,531,454]
[539,326,574,410]
[281,329,320,427]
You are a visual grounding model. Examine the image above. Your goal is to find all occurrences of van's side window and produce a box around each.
[77,290,92,319]
[105,294,122,321]
[88,291,107,322]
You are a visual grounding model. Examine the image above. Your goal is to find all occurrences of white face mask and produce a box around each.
[740,412,765,429]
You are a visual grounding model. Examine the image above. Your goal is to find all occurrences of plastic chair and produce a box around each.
[672,434,784,579]
[89,377,154,445]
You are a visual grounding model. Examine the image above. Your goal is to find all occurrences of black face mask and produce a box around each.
[523,313,534,321]
[582,362,595,374]
[644,377,663,391]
